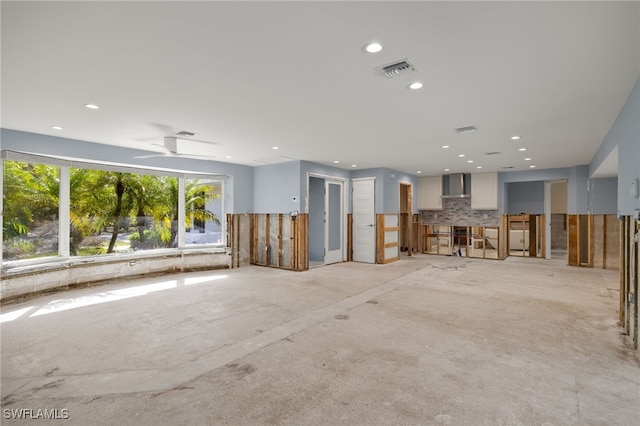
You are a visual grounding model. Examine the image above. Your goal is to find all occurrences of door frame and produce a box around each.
[306,172,347,263]
[544,179,568,260]
[399,181,414,256]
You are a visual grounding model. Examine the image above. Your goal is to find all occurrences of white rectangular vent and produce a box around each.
[376,58,418,78]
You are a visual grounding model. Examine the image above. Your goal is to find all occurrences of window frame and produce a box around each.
[1,150,227,270]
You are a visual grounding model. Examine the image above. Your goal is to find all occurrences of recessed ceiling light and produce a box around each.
[226,155,232,159]
[476,166,482,169]
[511,136,521,140]
[363,42,383,53]
[408,82,423,90]
[333,160,340,164]
[524,157,532,161]
[272,146,279,150]
[444,168,450,172]
[351,164,357,168]
[51,125,64,130]
[442,145,450,149]
[519,148,527,151]
[84,103,100,109]
[529,165,536,168]
[467,160,474,163]
[458,154,465,158]
[416,171,422,174]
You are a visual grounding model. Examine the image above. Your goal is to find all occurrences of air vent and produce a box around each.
[375,58,418,78]
[176,131,196,137]
[502,166,514,169]
[454,126,477,133]
[485,151,501,156]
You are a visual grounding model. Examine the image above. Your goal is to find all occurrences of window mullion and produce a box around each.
[178,178,186,248]
[59,166,70,258]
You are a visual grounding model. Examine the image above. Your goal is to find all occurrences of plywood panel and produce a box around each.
[605,215,620,270]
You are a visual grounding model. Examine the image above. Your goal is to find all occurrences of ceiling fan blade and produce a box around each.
[174,153,216,159]
[134,153,168,159]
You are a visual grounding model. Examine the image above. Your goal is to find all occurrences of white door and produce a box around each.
[324,180,344,264]
[353,178,376,263]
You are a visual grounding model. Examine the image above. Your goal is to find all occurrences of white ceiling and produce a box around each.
[2,1,639,176]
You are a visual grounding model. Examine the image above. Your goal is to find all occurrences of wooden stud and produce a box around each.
[588,214,594,267]
[620,217,626,325]
[376,214,385,264]
[277,214,283,268]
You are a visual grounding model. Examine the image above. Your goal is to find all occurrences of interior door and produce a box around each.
[353,178,376,263]
[324,180,344,264]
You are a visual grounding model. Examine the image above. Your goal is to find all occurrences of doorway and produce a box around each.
[399,182,414,256]
[544,180,568,260]
[308,175,345,266]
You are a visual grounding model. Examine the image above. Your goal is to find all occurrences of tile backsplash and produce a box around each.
[420,198,499,226]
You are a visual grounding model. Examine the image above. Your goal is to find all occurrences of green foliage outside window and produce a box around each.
[3,159,222,262]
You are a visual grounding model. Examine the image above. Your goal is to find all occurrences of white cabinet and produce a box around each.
[418,176,443,210]
[471,172,498,210]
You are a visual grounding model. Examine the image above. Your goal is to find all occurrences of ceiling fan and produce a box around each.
[135,136,217,159]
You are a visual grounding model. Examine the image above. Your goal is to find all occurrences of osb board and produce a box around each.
[605,215,620,270]
[592,215,605,269]
[567,215,579,266]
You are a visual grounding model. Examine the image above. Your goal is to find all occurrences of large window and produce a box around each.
[2,161,60,261]
[2,156,225,266]
[185,178,223,246]
[69,169,179,256]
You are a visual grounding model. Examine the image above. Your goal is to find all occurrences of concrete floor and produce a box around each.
[1,254,639,425]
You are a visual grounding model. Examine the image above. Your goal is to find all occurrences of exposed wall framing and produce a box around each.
[420,218,506,260]
[568,214,620,270]
[232,213,308,271]
[619,217,639,349]
[227,213,251,268]
[376,214,399,264]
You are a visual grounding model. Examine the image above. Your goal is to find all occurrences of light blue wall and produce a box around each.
[590,78,640,217]
[384,168,420,214]
[351,167,419,214]
[299,161,352,213]
[498,166,589,215]
[589,177,618,214]
[507,181,544,214]
[351,168,385,214]
[253,161,301,213]
[0,129,255,213]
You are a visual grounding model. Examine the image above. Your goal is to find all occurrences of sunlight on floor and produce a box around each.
[0,274,228,323]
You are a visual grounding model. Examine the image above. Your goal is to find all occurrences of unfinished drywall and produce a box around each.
[592,215,620,270]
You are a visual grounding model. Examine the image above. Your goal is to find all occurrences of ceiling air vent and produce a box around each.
[376,58,418,78]
[502,166,514,169]
[454,126,477,133]
[485,151,501,156]
[176,131,196,137]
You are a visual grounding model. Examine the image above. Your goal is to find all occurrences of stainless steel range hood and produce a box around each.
[442,173,471,198]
